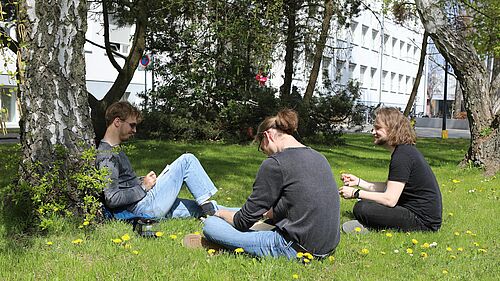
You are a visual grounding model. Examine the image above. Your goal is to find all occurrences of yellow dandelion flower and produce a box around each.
[72,239,83,244]
[385,233,393,238]
[124,244,132,249]
[296,252,304,258]
[46,241,53,246]
[361,248,369,255]
[380,251,386,255]
[155,231,164,237]
[450,255,457,259]
[412,239,419,245]
[226,197,232,201]
[78,225,84,229]
[446,247,453,252]
[304,253,313,260]
[420,252,428,258]
[132,250,139,255]
[328,256,335,262]
[169,234,178,240]
[473,242,480,247]
[406,248,413,254]
[442,270,449,274]
[207,249,216,255]
[193,231,201,235]
[121,234,131,241]
[355,227,362,232]
[452,179,460,183]
[292,274,299,279]
[478,249,487,253]
[83,221,89,226]
[112,238,123,244]
[235,248,244,253]
[448,212,454,216]
[421,243,430,248]
[303,258,310,263]
[457,247,464,252]
[454,231,460,236]
[466,230,472,235]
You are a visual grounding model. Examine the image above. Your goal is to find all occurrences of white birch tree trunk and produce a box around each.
[18,0,94,175]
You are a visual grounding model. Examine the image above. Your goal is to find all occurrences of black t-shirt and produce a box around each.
[388,144,442,230]
[233,147,341,255]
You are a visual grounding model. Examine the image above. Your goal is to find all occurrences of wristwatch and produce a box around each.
[353,189,360,199]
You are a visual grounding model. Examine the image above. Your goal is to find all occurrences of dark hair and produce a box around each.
[375,107,416,145]
[105,101,143,127]
[255,108,299,142]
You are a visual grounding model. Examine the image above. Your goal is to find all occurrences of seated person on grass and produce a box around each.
[185,109,341,259]
[96,101,219,220]
[339,107,442,233]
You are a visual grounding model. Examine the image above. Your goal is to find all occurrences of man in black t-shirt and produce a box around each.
[339,107,442,232]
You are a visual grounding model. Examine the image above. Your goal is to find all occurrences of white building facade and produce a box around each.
[269,2,427,115]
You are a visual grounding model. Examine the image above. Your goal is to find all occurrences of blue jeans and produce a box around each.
[130,153,218,219]
[203,216,298,259]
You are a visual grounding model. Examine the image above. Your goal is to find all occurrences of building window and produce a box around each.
[348,63,356,80]
[399,41,405,59]
[406,76,411,94]
[335,60,345,84]
[406,44,411,61]
[384,35,390,55]
[370,68,377,89]
[382,71,388,91]
[0,88,16,122]
[398,74,404,94]
[120,92,130,101]
[391,72,396,92]
[350,21,358,42]
[361,25,369,48]
[371,30,379,50]
[322,56,332,85]
[392,38,398,56]
[359,65,367,87]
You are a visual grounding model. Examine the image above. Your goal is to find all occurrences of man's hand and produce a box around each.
[341,173,360,187]
[142,171,157,191]
[339,185,357,199]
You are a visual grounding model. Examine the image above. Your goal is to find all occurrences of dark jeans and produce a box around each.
[353,200,431,232]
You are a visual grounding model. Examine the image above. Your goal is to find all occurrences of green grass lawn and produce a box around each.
[0,134,498,280]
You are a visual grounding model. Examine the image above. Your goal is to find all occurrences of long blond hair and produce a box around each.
[375,107,416,146]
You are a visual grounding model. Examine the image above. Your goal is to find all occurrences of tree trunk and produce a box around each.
[17,0,94,177]
[415,0,500,176]
[303,0,334,106]
[89,0,147,143]
[281,0,298,101]
[404,31,428,117]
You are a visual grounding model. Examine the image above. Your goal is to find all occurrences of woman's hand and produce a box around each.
[341,173,360,187]
[338,185,357,199]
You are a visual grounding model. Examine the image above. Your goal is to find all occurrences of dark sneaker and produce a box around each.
[200,200,217,216]
[342,220,369,234]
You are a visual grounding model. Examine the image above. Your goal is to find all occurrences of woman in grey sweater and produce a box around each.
[190,109,341,259]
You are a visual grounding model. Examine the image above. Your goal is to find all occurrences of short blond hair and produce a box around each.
[105,101,142,127]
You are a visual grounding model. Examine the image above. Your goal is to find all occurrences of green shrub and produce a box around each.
[2,146,109,232]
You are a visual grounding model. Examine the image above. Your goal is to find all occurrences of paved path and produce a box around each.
[415,127,470,139]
